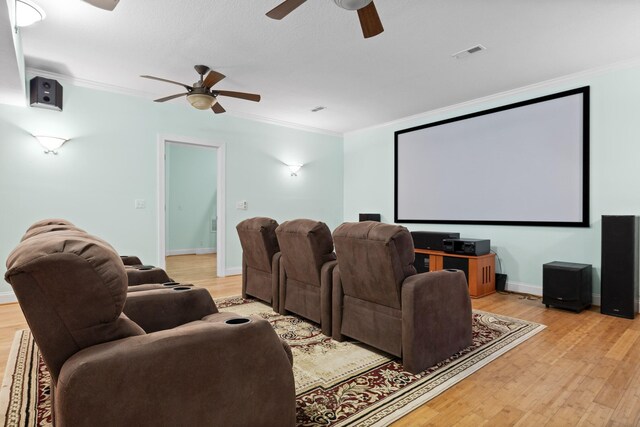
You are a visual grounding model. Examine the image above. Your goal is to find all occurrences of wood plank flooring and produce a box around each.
[0,254,639,425]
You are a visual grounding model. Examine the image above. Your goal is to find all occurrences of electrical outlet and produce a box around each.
[135,199,146,209]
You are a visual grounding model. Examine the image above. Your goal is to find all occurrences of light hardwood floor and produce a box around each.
[1,254,639,426]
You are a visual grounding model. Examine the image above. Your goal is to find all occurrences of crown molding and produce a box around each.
[344,56,640,137]
[25,67,342,138]
[225,110,342,137]
[26,67,156,99]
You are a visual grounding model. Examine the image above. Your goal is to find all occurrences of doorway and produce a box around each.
[157,135,226,277]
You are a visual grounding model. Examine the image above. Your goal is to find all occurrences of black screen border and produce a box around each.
[394,86,590,227]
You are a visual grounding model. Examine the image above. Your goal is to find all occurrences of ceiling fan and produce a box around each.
[140,65,261,115]
[267,0,384,39]
[81,0,120,11]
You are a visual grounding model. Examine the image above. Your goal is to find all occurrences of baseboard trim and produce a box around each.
[166,248,216,256]
[195,248,216,255]
[225,267,242,276]
[0,291,17,305]
[503,281,640,313]
[505,281,542,296]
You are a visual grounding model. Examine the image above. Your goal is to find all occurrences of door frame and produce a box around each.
[157,134,226,277]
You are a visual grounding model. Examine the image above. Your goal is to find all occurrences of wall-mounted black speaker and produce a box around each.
[30,77,63,111]
[601,215,639,319]
[359,213,381,222]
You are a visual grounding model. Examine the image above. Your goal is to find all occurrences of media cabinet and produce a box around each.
[414,249,496,298]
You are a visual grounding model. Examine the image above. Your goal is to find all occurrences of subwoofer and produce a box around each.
[601,215,639,319]
[543,262,592,312]
[30,77,63,111]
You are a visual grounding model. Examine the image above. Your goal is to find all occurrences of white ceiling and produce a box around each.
[7,0,640,133]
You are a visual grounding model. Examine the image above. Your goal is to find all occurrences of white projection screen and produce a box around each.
[395,87,589,227]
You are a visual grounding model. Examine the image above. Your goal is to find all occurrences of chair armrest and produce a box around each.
[241,253,248,298]
[271,252,281,312]
[56,318,296,427]
[126,267,172,285]
[126,283,167,292]
[331,266,345,341]
[320,260,337,336]
[401,269,472,374]
[123,287,218,332]
[120,255,142,266]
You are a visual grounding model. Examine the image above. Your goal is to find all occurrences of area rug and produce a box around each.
[0,296,545,427]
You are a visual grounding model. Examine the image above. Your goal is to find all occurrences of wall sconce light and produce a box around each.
[34,135,68,154]
[287,164,303,177]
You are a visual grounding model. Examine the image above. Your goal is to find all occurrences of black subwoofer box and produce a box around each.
[601,215,639,319]
[30,76,63,111]
[543,261,592,313]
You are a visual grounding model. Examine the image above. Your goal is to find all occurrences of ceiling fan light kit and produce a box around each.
[333,0,372,11]
[15,0,46,27]
[187,93,216,110]
[81,0,120,11]
[266,0,384,38]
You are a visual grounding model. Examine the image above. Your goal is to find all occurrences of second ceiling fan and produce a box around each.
[141,65,261,115]
[267,0,384,39]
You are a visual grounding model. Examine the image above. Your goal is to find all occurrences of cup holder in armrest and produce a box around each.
[162,281,180,287]
[172,286,192,291]
[445,269,459,273]
[224,317,252,325]
[137,265,155,271]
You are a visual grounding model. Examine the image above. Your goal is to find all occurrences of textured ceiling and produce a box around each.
[9,0,640,133]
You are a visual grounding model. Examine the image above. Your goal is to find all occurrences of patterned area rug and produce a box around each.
[0,297,545,426]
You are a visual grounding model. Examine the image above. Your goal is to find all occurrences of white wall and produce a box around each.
[0,81,343,296]
[343,64,640,295]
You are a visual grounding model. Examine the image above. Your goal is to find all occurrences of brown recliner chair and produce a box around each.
[236,217,281,311]
[276,219,337,336]
[22,219,174,287]
[331,221,473,374]
[5,229,296,427]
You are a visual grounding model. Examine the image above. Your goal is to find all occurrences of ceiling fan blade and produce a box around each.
[212,102,226,114]
[154,93,187,103]
[203,70,226,89]
[357,2,384,39]
[82,0,120,11]
[140,75,192,90]
[215,90,261,102]
[266,0,307,19]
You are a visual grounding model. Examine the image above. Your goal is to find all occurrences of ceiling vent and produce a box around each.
[451,44,486,59]
[311,106,326,112]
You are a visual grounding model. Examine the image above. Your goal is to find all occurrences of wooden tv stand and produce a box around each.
[414,249,496,298]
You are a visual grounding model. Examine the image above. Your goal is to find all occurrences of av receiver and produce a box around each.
[443,238,491,256]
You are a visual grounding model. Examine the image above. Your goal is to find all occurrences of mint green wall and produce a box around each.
[344,65,640,295]
[0,82,343,292]
[166,143,217,252]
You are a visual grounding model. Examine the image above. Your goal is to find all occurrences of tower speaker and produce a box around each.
[30,77,63,111]
[601,215,639,319]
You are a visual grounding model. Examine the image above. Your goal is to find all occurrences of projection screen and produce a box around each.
[394,87,589,227]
